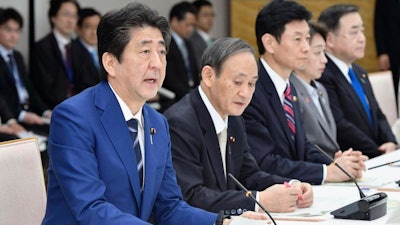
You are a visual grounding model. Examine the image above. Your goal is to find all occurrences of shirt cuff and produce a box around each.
[254,191,260,212]
[18,110,27,122]
[321,164,327,184]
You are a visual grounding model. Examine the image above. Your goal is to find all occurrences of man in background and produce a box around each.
[374,0,400,102]
[318,4,397,158]
[189,0,215,69]
[161,1,199,111]
[243,0,366,185]
[31,0,80,109]
[72,7,101,94]
[0,7,51,134]
[165,37,313,215]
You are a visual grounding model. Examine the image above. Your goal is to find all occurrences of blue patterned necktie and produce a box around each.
[284,84,296,140]
[348,67,373,125]
[127,119,143,190]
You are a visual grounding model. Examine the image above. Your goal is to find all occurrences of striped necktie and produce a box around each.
[127,119,144,190]
[284,84,296,140]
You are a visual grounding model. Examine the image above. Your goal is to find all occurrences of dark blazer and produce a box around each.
[162,37,199,111]
[31,33,72,109]
[0,97,18,141]
[290,75,339,157]
[242,61,331,185]
[42,81,216,225]
[318,57,396,158]
[189,30,208,70]
[70,39,100,94]
[0,50,49,118]
[374,0,400,95]
[164,88,287,215]
[0,96,14,123]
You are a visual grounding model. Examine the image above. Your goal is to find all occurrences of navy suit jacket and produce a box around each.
[70,39,100,94]
[318,57,396,158]
[243,61,331,185]
[164,89,287,215]
[42,81,216,225]
[162,37,199,111]
[31,33,72,109]
[0,50,49,118]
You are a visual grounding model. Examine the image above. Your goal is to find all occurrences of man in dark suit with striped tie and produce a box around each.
[0,8,51,135]
[318,4,397,158]
[242,0,366,185]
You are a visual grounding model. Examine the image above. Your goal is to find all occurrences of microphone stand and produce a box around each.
[228,173,277,225]
[314,145,387,220]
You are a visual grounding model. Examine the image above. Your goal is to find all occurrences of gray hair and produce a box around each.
[201,37,256,77]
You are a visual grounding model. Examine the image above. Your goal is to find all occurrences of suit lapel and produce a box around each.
[291,76,336,145]
[192,90,227,190]
[259,63,297,154]
[327,59,371,125]
[140,106,158,219]
[95,82,142,207]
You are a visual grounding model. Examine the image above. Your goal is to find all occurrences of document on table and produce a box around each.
[366,149,400,169]
[230,217,269,225]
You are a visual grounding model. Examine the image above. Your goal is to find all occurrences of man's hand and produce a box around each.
[297,182,313,208]
[258,184,300,213]
[378,142,397,154]
[23,112,43,125]
[378,54,390,70]
[327,148,367,182]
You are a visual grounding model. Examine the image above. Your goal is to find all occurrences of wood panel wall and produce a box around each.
[230,0,378,72]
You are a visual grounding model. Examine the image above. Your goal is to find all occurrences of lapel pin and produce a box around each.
[229,136,236,143]
[293,96,297,102]
[150,128,156,145]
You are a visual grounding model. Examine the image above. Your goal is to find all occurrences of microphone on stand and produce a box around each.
[314,145,387,220]
[228,173,277,225]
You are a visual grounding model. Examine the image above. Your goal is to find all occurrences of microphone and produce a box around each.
[228,173,277,225]
[314,145,365,198]
[314,145,387,220]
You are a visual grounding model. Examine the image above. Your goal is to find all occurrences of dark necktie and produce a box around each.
[284,84,296,140]
[127,119,144,191]
[64,44,73,82]
[348,67,373,125]
[178,41,194,87]
[7,53,28,104]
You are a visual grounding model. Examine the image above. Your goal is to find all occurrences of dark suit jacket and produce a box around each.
[290,75,339,157]
[162,37,199,111]
[0,97,18,141]
[242,61,331,185]
[374,0,400,93]
[189,30,208,70]
[31,33,72,109]
[42,81,216,225]
[71,39,100,94]
[318,57,396,158]
[0,50,49,118]
[164,89,288,215]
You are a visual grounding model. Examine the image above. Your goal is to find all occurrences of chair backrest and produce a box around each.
[368,70,397,126]
[0,138,46,225]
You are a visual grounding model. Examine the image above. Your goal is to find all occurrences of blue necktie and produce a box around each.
[284,84,296,140]
[127,119,144,191]
[348,67,373,125]
[89,50,100,70]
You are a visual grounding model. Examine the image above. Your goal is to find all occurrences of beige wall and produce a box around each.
[230,0,379,72]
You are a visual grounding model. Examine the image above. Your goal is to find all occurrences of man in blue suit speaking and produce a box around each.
[42,2,266,225]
